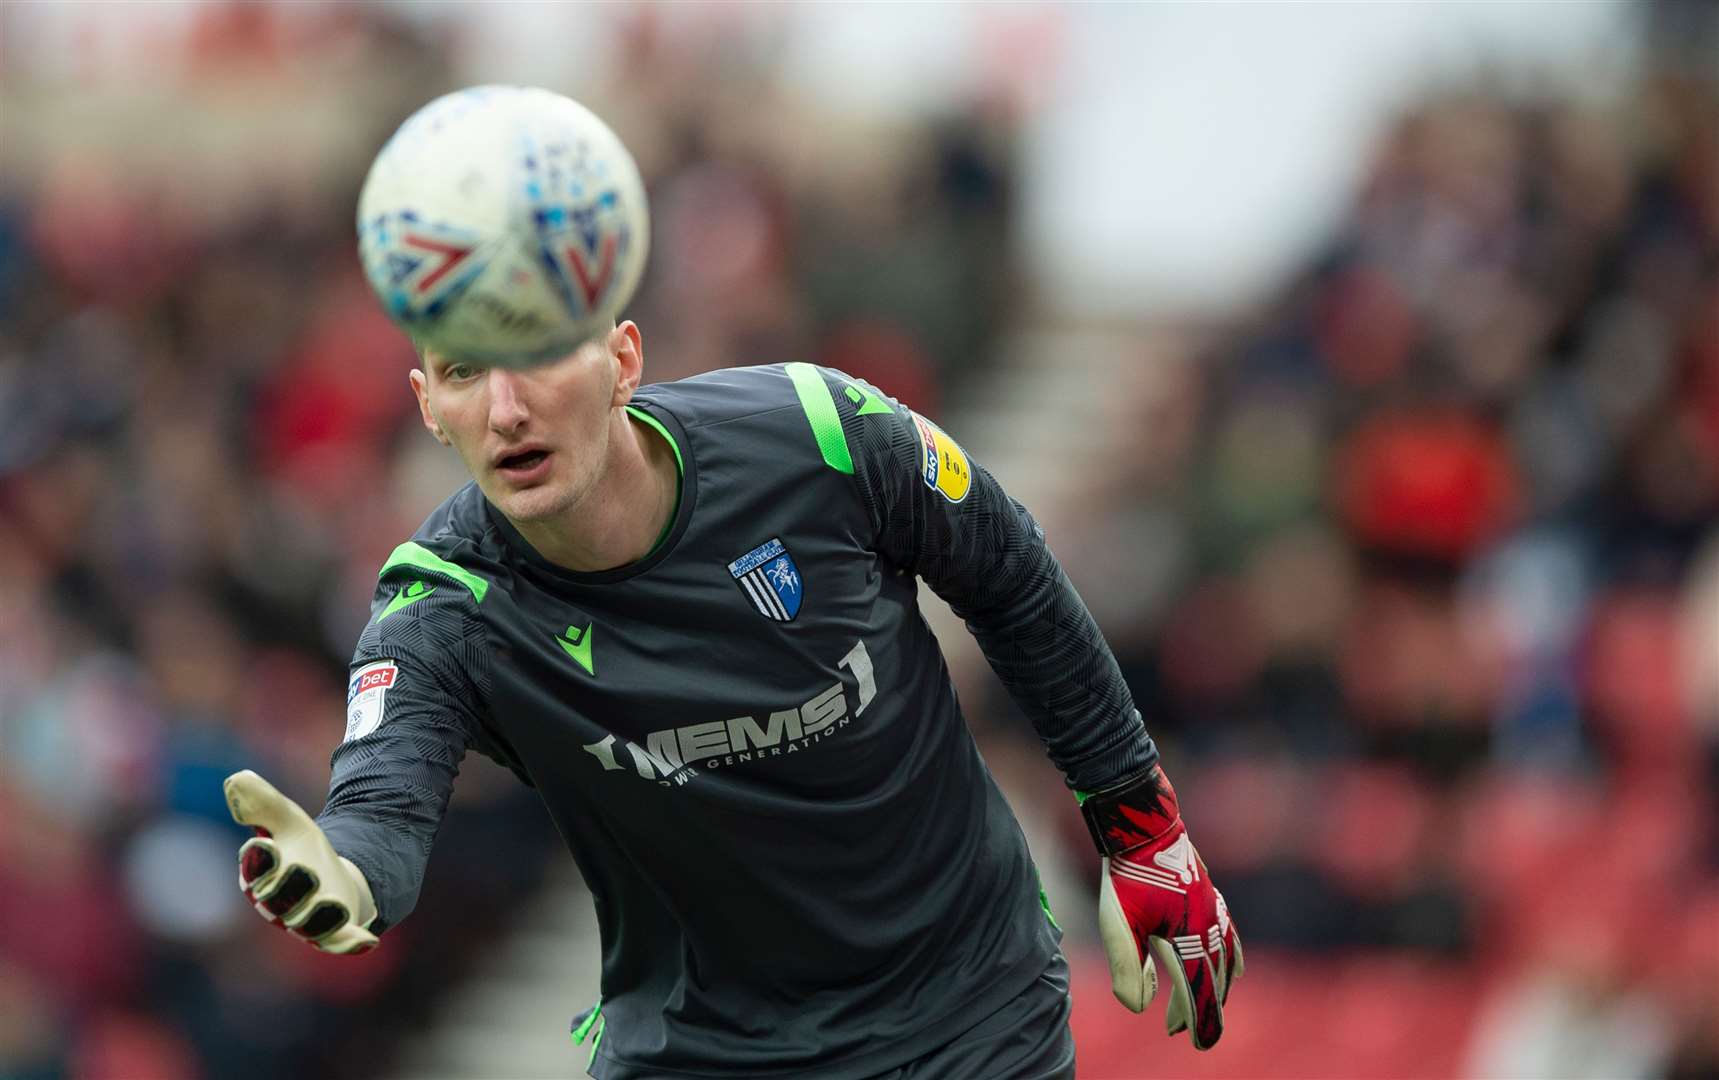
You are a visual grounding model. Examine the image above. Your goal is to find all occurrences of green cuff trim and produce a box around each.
[571,1002,602,1043]
[591,1016,605,1067]
[571,1010,606,1069]
[1073,790,1092,806]
[379,541,488,603]
[785,362,854,475]
[1039,886,1061,932]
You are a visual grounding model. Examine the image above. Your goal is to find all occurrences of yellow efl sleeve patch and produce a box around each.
[910,411,971,503]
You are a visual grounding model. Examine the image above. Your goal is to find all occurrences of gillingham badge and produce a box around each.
[728,537,803,622]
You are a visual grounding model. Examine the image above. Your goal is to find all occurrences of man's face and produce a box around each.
[410,333,625,524]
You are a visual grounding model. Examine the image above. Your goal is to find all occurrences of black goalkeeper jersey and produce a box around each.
[318,363,1156,1079]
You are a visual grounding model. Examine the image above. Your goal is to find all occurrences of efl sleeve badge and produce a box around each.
[910,411,972,503]
[344,660,399,742]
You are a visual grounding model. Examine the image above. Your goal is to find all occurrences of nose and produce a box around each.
[487,368,530,435]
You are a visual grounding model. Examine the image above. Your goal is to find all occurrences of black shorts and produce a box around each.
[866,951,1076,1080]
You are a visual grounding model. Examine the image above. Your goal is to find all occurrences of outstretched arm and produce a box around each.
[316,581,490,931]
[227,565,491,944]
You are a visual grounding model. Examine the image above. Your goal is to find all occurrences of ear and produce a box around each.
[409,368,451,446]
[609,321,644,406]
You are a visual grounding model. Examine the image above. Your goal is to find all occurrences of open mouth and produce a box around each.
[498,449,549,471]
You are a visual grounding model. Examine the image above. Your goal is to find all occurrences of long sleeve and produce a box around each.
[832,367,1157,791]
[316,577,492,932]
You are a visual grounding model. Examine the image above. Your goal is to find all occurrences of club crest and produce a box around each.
[728,537,802,622]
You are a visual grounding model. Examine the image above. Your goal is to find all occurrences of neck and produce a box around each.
[512,409,677,573]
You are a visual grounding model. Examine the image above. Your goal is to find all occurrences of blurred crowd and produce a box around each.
[0,4,1012,1079]
[2,2,1717,1079]
[1041,52,1719,1080]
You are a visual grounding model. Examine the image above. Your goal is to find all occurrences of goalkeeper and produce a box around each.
[225,326,1241,1078]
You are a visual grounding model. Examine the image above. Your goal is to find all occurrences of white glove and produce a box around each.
[223,769,380,955]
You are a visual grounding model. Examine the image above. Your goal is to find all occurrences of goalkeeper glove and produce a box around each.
[1081,764,1242,1050]
[223,769,380,955]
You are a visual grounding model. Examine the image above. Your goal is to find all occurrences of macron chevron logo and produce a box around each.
[557,623,595,677]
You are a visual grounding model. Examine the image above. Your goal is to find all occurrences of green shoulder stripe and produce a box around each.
[784,362,854,475]
[379,541,489,603]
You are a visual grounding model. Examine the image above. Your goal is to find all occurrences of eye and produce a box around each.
[444,363,478,381]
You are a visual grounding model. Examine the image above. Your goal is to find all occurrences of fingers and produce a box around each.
[260,867,320,921]
[239,837,350,942]
[224,770,315,837]
[238,836,279,892]
[1211,935,1230,1007]
[1147,938,1188,1036]
[243,864,375,952]
[1149,932,1226,1050]
[287,900,375,953]
[316,920,380,955]
[1097,863,1158,1012]
[295,900,352,939]
[1215,889,1241,1005]
[241,835,318,924]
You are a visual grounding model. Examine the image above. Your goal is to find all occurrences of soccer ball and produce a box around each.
[356,86,650,367]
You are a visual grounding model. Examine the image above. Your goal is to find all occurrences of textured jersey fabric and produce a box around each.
[317,363,1155,1078]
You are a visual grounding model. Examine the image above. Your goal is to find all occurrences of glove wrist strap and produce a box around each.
[1079,764,1182,858]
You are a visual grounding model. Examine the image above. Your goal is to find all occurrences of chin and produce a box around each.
[490,483,570,524]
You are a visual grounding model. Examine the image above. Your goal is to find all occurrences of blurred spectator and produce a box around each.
[1069,23,1717,1075]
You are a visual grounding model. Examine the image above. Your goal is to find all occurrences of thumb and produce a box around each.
[1098,860,1158,1012]
[224,770,314,836]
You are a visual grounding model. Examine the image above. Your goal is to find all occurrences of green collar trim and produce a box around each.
[625,404,683,559]
[625,405,682,473]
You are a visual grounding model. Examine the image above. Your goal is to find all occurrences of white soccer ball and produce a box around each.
[356,85,649,366]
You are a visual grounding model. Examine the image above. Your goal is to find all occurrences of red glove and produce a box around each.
[1080,764,1242,1050]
